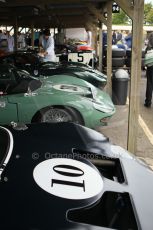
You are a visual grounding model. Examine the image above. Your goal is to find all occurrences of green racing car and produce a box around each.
[0,64,115,129]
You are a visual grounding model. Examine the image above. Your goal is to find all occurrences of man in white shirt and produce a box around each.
[17,32,26,49]
[85,28,92,47]
[6,31,14,52]
[39,29,56,62]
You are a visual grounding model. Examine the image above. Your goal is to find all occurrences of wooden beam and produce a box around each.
[86,3,107,26]
[12,14,88,24]
[99,23,103,72]
[31,22,35,48]
[106,1,112,96]
[46,8,86,16]
[14,17,18,51]
[127,0,144,154]
[115,0,134,19]
[0,0,84,7]
[92,25,98,52]
[84,13,99,28]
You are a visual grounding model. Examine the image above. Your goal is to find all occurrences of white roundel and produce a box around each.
[53,84,84,93]
[33,158,103,200]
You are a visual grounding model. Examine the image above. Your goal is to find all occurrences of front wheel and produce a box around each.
[38,107,83,125]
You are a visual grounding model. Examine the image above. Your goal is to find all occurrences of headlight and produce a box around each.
[93,101,114,113]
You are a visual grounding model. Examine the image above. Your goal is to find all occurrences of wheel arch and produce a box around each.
[31,105,85,125]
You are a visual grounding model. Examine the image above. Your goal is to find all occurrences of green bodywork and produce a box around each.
[39,62,107,88]
[0,74,115,129]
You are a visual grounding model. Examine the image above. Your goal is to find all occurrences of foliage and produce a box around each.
[112,9,129,24]
[145,3,153,24]
[112,3,153,25]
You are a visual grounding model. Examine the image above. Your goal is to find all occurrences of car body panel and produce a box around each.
[0,97,18,123]
[39,62,107,88]
[0,123,153,230]
[0,52,107,88]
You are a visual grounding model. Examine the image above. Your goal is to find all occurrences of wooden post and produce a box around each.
[127,0,144,153]
[93,25,98,55]
[31,22,34,48]
[106,1,112,96]
[14,17,18,51]
[99,22,103,72]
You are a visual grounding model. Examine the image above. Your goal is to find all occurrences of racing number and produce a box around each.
[51,164,85,191]
[77,53,84,62]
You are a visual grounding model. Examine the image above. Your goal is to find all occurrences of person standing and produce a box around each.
[0,30,3,41]
[0,30,8,51]
[6,31,14,52]
[116,30,122,43]
[17,32,26,49]
[85,27,92,47]
[39,29,56,62]
[112,30,117,45]
[144,32,153,108]
[124,31,132,49]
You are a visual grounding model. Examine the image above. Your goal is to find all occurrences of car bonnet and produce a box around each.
[1,123,153,230]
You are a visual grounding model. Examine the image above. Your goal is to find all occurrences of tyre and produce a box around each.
[112,57,125,67]
[103,48,126,58]
[36,107,84,125]
[103,57,125,67]
[112,48,126,58]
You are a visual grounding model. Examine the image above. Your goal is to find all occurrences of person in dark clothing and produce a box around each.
[112,30,117,45]
[103,31,107,46]
[116,31,122,43]
[125,32,132,48]
[102,31,107,54]
[144,32,153,107]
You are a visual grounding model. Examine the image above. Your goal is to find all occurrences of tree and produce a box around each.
[112,3,153,25]
[144,3,153,24]
[112,9,129,24]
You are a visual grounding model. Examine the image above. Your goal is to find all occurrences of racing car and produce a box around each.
[0,122,153,230]
[0,51,107,88]
[0,64,115,128]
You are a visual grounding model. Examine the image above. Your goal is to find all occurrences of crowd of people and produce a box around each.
[0,30,14,52]
[0,29,57,62]
[0,27,153,108]
[0,30,28,52]
[103,30,132,50]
